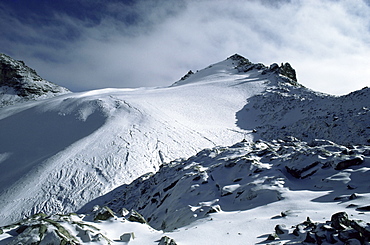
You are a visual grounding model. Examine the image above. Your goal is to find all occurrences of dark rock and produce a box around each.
[335,157,363,170]
[347,185,357,190]
[338,228,362,242]
[205,205,221,215]
[303,217,316,229]
[281,211,289,217]
[275,224,288,235]
[285,161,320,179]
[0,53,69,99]
[363,149,370,156]
[303,232,317,243]
[192,176,201,181]
[228,54,252,66]
[224,161,237,168]
[349,193,358,200]
[272,212,369,245]
[334,195,348,201]
[16,225,28,234]
[344,238,362,245]
[127,210,148,224]
[163,180,179,192]
[342,149,355,155]
[180,70,194,81]
[293,225,304,236]
[266,233,279,241]
[253,168,263,173]
[315,225,330,244]
[158,235,177,245]
[322,224,336,231]
[269,63,279,71]
[279,63,297,82]
[93,206,115,221]
[350,220,370,239]
[227,54,267,73]
[331,212,350,230]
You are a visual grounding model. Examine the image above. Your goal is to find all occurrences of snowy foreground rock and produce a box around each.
[1,138,370,244]
[0,54,369,244]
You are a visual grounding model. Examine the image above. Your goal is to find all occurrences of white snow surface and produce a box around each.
[0,55,369,244]
[0,57,269,225]
[1,138,369,244]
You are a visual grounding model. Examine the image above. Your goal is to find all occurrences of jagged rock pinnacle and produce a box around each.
[279,62,297,82]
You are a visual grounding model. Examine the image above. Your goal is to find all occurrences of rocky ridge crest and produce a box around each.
[0,53,70,107]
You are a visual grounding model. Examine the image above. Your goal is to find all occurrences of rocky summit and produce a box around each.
[0,53,70,107]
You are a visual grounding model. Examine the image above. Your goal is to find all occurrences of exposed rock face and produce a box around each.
[159,236,178,245]
[228,53,266,73]
[279,62,297,82]
[0,53,70,107]
[93,206,115,221]
[127,210,148,224]
[331,212,351,230]
[180,70,194,81]
[228,54,299,86]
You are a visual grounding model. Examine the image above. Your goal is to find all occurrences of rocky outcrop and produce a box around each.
[228,54,300,87]
[267,212,370,244]
[1,213,93,244]
[228,53,266,73]
[1,212,115,244]
[236,79,370,146]
[159,235,178,245]
[93,206,115,221]
[126,209,148,224]
[335,157,364,170]
[180,70,194,81]
[279,62,297,82]
[0,53,70,107]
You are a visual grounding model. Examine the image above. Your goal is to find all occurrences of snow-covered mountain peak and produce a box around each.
[173,54,300,89]
[172,55,246,86]
[0,53,70,107]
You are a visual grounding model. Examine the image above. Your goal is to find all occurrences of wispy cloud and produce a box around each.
[0,0,369,94]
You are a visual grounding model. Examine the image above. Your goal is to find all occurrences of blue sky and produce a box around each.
[1,0,369,94]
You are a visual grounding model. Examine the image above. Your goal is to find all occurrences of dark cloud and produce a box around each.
[0,0,369,94]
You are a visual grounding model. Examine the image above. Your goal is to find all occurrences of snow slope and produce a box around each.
[0,54,369,245]
[1,138,369,244]
[0,55,271,225]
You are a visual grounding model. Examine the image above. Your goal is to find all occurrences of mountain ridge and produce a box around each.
[0,54,369,244]
[0,53,70,107]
